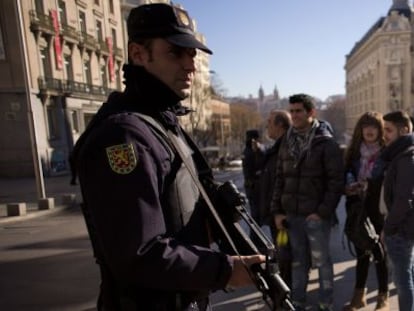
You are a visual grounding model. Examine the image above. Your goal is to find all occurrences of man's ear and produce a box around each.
[399,126,410,135]
[308,108,317,118]
[128,42,146,66]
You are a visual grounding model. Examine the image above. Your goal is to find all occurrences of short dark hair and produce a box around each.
[383,110,413,132]
[288,93,315,112]
[128,38,154,64]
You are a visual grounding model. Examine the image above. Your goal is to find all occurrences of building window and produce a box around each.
[34,0,44,13]
[47,104,60,139]
[111,28,117,48]
[94,0,100,5]
[83,59,92,85]
[79,11,86,33]
[64,54,73,81]
[108,0,114,14]
[115,64,121,90]
[39,45,52,78]
[96,20,103,42]
[100,63,108,88]
[58,0,67,25]
[70,110,80,133]
[84,113,95,128]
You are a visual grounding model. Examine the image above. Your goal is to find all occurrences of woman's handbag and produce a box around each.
[344,195,380,257]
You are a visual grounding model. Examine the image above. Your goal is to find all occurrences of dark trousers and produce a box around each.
[354,244,388,292]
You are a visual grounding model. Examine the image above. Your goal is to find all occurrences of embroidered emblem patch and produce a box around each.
[106,143,137,174]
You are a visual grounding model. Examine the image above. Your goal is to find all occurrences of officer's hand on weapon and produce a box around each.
[227,255,266,288]
[306,213,321,222]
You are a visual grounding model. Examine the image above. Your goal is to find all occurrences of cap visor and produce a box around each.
[166,33,213,55]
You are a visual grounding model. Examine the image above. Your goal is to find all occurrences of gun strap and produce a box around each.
[165,130,241,256]
[130,112,240,255]
[132,112,257,286]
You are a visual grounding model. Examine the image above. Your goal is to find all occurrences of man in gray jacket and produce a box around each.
[271,94,344,311]
[381,110,414,311]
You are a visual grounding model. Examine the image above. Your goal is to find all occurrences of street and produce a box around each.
[0,169,399,310]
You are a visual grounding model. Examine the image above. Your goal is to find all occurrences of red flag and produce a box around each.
[106,37,115,82]
[50,10,62,70]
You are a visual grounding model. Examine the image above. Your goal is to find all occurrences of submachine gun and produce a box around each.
[164,131,294,310]
[211,180,295,311]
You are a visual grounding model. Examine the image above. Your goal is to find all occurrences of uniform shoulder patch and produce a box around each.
[106,143,137,174]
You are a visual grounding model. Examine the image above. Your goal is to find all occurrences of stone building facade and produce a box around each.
[0,0,211,177]
[345,0,414,133]
[209,98,231,155]
[0,0,124,177]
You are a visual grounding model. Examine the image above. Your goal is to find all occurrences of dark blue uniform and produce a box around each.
[73,65,232,310]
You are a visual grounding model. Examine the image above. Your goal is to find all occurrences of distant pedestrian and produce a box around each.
[380,110,414,311]
[271,93,344,311]
[242,129,265,227]
[257,109,292,287]
[342,111,389,311]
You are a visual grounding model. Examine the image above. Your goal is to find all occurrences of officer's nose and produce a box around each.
[182,49,196,72]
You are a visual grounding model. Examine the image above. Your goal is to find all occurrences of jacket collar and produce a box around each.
[122,64,183,112]
[381,133,414,162]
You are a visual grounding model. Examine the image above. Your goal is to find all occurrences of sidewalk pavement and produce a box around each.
[0,174,400,310]
[0,174,82,224]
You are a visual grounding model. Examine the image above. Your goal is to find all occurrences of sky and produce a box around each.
[175,0,394,101]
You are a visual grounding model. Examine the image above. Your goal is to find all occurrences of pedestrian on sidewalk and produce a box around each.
[271,94,344,311]
[242,129,265,241]
[342,111,389,311]
[380,110,414,311]
[257,109,292,287]
[71,3,264,311]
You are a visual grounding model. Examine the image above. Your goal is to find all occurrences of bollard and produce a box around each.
[62,193,76,206]
[38,197,55,210]
[7,202,27,216]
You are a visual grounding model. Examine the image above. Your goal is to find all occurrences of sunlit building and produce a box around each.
[0,0,124,177]
[210,98,231,155]
[345,0,414,133]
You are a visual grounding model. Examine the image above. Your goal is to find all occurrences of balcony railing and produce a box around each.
[29,10,54,35]
[60,23,79,42]
[79,31,98,50]
[97,40,110,55]
[114,46,124,59]
[38,77,116,99]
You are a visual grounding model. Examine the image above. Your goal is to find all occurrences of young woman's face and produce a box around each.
[362,125,380,144]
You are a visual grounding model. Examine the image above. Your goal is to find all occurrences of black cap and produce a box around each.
[127,3,212,55]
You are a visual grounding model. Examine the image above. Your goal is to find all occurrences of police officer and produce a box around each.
[72,3,264,311]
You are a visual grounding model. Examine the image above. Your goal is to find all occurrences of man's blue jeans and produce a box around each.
[385,234,414,311]
[287,215,333,306]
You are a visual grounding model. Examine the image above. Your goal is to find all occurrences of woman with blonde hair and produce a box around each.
[343,111,389,311]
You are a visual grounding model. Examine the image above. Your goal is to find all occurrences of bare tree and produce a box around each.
[229,102,263,155]
[320,95,346,143]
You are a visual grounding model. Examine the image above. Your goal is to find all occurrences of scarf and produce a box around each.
[358,142,381,181]
[286,119,319,163]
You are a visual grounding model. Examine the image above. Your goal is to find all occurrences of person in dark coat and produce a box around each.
[381,110,414,311]
[342,111,389,311]
[258,109,292,286]
[72,3,263,311]
[271,94,344,311]
[242,129,265,226]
